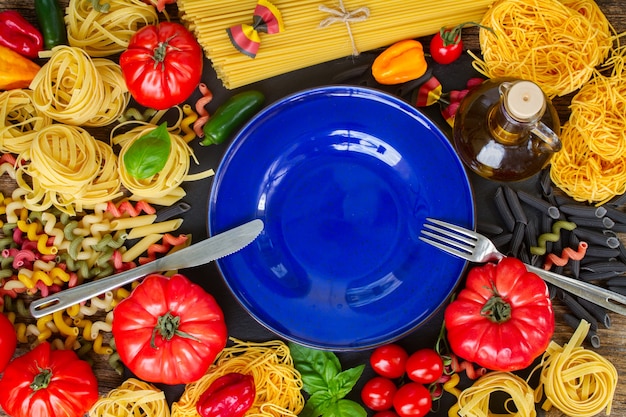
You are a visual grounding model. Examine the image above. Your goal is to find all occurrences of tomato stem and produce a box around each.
[30,367,52,391]
[481,295,512,322]
[151,311,201,347]
[152,35,180,70]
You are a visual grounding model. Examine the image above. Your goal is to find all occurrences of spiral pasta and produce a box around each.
[472,0,613,97]
[66,0,158,57]
[29,45,129,126]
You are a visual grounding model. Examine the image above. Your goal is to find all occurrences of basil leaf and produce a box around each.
[325,399,367,417]
[289,342,341,394]
[123,122,171,179]
[327,365,365,399]
[300,390,334,417]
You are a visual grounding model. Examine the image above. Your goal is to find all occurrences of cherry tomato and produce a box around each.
[370,343,409,379]
[405,348,444,384]
[393,382,432,417]
[361,376,398,411]
[0,312,17,372]
[429,29,463,65]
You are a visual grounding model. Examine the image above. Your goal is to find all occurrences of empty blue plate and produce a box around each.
[208,86,474,350]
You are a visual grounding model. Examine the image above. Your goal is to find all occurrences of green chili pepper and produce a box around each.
[35,0,68,50]
[201,90,265,146]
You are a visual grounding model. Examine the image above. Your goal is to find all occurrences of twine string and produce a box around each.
[318,1,370,55]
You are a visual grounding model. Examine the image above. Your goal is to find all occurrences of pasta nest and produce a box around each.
[473,0,613,97]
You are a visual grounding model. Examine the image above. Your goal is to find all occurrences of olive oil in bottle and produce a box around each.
[453,78,561,182]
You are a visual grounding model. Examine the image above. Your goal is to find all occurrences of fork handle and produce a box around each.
[525,263,626,316]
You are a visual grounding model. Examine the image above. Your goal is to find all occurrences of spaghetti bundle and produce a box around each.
[472,0,612,97]
[550,50,626,204]
[88,378,170,417]
[171,338,305,417]
[15,124,122,214]
[0,89,52,154]
[29,45,129,126]
[66,0,159,57]
[177,0,496,89]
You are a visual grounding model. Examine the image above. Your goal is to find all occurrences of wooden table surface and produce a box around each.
[1,1,626,416]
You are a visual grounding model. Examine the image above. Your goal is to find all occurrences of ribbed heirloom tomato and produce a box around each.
[120,21,203,110]
[112,273,228,384]
[444,257,555,372]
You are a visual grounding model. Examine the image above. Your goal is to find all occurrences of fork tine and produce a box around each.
[424,218,478,240]
[422,223,477,247]
[418,235,473,260]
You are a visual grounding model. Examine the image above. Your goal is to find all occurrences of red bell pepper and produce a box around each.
[0,10,44,59]
[197,373,256,417]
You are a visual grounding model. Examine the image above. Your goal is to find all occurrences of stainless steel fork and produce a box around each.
[419,217,626,316]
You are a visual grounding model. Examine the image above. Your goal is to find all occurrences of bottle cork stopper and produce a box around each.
[505,81,545,121]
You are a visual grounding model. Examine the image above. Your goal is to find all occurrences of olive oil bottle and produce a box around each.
[453,78,561,182]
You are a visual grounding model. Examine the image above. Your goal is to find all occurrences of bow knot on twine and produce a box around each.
[319,0,370,56]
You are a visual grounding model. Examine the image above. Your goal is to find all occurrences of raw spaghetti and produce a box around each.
[471,0,613,97]
[171,338,305,417]
[88,378,170,417]
[177,0,497,89]
[550,47,626,204]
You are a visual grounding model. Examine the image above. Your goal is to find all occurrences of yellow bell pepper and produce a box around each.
[0,44,40,90]
[371,39,427,85]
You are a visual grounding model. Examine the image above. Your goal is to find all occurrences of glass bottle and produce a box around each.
[453,78,561,182]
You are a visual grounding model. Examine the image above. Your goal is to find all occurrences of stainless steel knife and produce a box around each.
[29,218,264,318]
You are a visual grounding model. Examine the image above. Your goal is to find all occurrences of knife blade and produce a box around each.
[29,218,264,318]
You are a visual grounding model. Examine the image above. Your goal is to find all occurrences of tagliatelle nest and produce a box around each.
[471,0,613,97]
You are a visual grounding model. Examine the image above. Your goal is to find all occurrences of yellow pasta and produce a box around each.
[532,320,617,417]
[126,218,183,240]
[89,378,170,417]
[29,45,129,126]
[53,310,80,337]
[66,0,158,57]
[0,89,53,154]
[172,338,305,417]
[450,371,536,417]
[177,0,496,89]
[109,214,158,231]
[113,124,205,202]
[15,124,123,215]
[120,234,164,263]
[471,0,613,97]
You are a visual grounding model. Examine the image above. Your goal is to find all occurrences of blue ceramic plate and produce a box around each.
[208,86,474,350]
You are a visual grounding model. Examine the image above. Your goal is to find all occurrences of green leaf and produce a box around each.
[123,122,171,179]
[289,342,341,394]
[300,390,334,417]
[325,399,367,417]
[327,365,365,399]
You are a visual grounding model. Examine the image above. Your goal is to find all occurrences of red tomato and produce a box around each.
[429,29,463,65]
[370,343,409,378]
[393,382,432,417]
[444,257,554,372]
[361,376,398,411]
[120,22,203,110]
[0,312,17,372]
[0,342,98,417]
[405,348,444,384]
[112,273,228,384]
